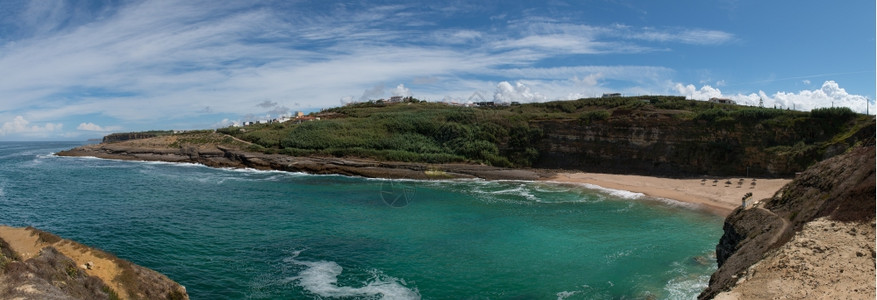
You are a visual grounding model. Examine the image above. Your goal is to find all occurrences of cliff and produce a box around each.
[532,109,875,177]
[239,99,875,178]
[0,226,188,300]
[102,131,174,143]
[698,145,875,299]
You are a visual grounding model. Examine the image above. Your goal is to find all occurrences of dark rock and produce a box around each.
[0,247,110,300]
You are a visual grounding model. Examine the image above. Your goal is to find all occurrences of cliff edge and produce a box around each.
[699,145,875,299]
[0,226,188,300]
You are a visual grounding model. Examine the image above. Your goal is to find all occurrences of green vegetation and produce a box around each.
[168,131,250,149]
[0,238,17,269]
[219,102,543,166]
[102,286,121,300]
[177,95,872,172]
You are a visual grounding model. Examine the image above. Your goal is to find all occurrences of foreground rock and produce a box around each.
[0,226,188,300]
[56,134,551,181]
[699,146,875,299]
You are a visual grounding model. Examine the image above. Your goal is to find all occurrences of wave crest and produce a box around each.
[284,251,420,300]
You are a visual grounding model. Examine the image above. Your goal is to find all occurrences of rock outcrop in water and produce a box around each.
[698,145,875,299]
[57,135,549,181]
[0,226,188,300]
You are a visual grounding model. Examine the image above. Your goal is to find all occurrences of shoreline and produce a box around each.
[56,138,792,217]
[545,172,792,216]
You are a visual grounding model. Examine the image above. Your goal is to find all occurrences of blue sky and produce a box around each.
[0,0,874,140]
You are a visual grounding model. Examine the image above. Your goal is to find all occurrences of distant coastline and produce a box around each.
[56,134,790,216]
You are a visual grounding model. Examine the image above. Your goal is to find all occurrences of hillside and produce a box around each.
[191,96,873,177]
[699,145,875,299]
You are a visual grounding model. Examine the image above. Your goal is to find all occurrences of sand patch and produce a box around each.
[0,226,130,299]
[714,218,876,299]
[547,172,792,216]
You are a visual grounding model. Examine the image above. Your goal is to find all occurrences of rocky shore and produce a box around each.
[56,135,552,181]
[0,226,188,300]
[699,145,876,299]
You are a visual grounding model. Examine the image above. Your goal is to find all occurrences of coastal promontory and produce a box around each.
[0,226,188,300]
[60,97,875,179]
[699,144,875,299]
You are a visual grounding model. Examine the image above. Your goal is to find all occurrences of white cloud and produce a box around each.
[358,84,386,102]
[576,73,604,87]
[432,29,483,44]
[675,80,873,114]
[802,79,811,85]
[0,116,63,136]
[772,81,870,113]
[211,118,237,128]
[392,84,412,97]
[674,83,723,100]
[492,34,609,54]
[76,122,103,131]
[77,122,121,132]
[493,81,546,103]
[0,1,745,139]
[627,28,734,45]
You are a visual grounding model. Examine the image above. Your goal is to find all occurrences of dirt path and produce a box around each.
[220,133,255,146]
[752,206,791,247]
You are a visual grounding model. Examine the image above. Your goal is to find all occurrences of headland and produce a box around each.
[0,225,188,300]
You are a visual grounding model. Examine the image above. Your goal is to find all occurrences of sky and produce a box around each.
[0,0,874,140]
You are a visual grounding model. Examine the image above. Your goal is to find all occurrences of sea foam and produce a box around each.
[285,251,420,300]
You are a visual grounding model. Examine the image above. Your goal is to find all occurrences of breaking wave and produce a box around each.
[284,250,420,300]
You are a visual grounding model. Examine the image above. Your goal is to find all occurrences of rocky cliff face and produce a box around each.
[0,226,188,300]
[102,131,172,143]
[698,145,875,299]
[532,112,874,177]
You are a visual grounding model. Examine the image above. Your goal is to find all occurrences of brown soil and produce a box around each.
[714,218,875,299]
[0,226,188,300]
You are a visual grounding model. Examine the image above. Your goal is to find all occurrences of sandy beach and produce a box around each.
[546,172,792,216]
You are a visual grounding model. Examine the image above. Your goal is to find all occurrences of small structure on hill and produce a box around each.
[602,93,622,98]
[709,97,736,105]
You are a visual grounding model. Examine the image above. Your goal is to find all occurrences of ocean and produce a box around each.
[0,141,722,299]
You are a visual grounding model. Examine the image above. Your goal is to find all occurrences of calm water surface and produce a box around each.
[0,142,722,299]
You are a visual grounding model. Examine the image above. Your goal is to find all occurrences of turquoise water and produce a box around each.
[0,142,722,299]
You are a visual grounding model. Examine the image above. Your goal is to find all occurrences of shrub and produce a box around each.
[579,110,610,124]
[810,107,855,120]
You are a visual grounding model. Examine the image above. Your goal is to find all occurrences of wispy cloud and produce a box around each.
[0,1,742,139]
[624,28,735,45]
